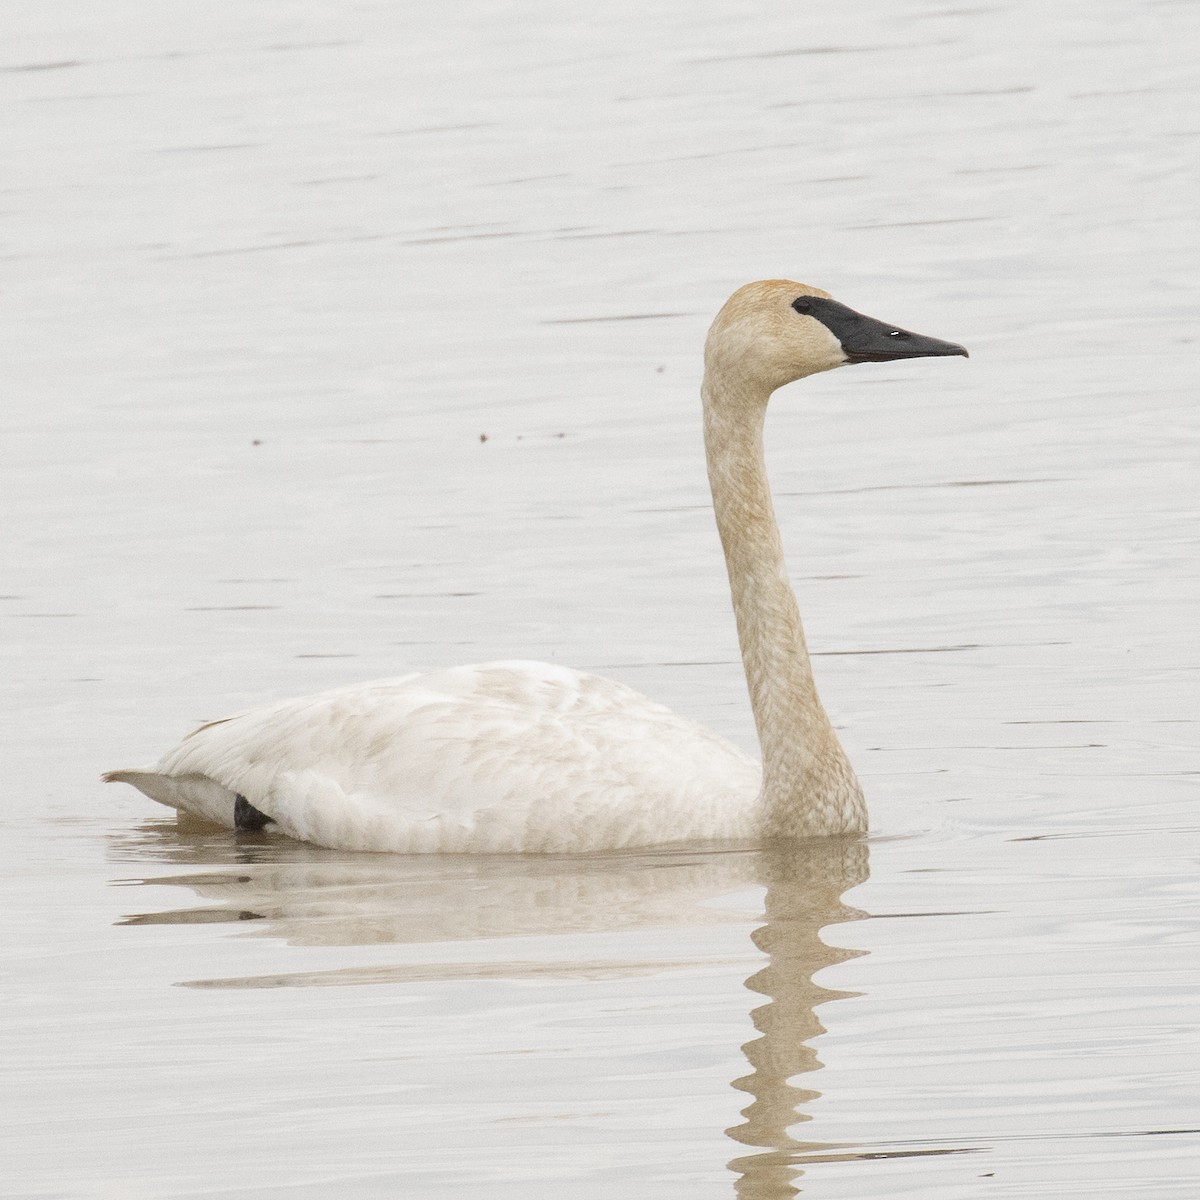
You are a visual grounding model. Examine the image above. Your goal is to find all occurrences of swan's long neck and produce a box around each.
[702,369,866,836]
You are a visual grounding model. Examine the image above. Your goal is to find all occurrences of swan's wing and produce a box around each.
[119,662,761,853]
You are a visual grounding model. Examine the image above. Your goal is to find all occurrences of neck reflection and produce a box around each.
[728,838,870,1199]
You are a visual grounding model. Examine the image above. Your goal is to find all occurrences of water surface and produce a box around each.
[3,1,1198,1196]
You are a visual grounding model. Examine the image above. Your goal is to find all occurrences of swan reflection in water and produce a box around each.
[115,826,869,1196]
[728,840,868,1199]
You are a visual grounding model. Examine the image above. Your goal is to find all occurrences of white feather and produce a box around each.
[112,663,760,853]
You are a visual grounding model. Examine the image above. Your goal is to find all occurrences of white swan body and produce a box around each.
[108,662,761,853]
[107,280,965,852]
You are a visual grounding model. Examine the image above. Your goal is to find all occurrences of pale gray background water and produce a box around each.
[3,1,1198,1197]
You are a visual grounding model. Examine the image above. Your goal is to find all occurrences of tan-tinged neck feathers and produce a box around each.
[702,284,867,836]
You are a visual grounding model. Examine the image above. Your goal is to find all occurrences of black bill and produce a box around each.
[792,295,968,362]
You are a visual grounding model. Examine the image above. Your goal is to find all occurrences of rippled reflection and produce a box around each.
[113,823,767,953]
[114,826,873,1193]
[726,840,868,1199]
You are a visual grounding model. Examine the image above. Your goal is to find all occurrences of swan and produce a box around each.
[106,280,966,853]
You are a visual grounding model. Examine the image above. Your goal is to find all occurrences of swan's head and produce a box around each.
[704,279,968,393]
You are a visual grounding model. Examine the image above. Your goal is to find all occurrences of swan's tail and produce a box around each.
[103,768,177,806]
[103,769,239,828]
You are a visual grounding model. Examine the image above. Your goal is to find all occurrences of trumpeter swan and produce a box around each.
[106,280,966,853]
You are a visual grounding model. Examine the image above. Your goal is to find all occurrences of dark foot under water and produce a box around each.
[233,794,273,831]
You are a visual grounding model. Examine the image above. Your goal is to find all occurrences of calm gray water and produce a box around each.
[3,1,1198,1196]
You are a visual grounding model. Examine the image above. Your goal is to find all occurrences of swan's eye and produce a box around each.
[888,330,910,339]
[791,297,813,315]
